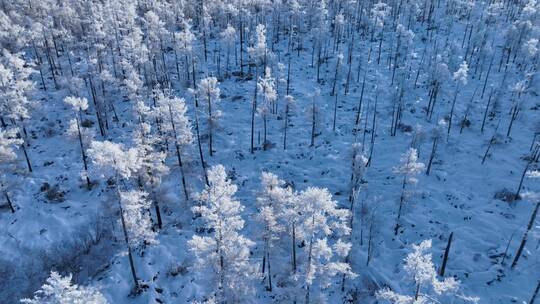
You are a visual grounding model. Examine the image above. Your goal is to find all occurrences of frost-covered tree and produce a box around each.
[0,50,35,126]
[256,172,286,291]
[257,67,277,149]
[392,24,415,85]
[122,62,145,104]
[120,25,148,76]
[376,240,479,304]
[21,271,108,304]
[220,24,236,74]
[0,127,23,212]
[248,24,271,68]
[119,190,158,247]
[349,142,368,206]
[453,61,469,85]
[295,187,355,303]
[0,127,23,164]
[155,91,193,200]
[425,55,450,119]
[308,88,321,147]
[196,77,221,156]
[0,124,30,173]
[87,140,144,290]
[0,50,34,172]
[448,61,469,136]
[64,96,92,188]
[175,20,196,85]
[282,94,294,150]
[255,171,299,277]
[312,0,329,82]
[88,141,141,180]
[394,148,425,235]
[132,121,169,228]
[189,165,257,302]
[143,10,168,85]
[370,1,391,64]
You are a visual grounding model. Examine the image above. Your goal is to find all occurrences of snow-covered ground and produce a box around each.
[1,0,539,303]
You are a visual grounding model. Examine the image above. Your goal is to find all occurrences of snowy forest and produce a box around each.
[0,0,539,303]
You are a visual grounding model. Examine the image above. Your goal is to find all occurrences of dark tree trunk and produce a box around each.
[21,144,32,173]
[439,232,454,276]
[194,104,209,186]
[512,202,540,268]
[529,280,540,304]
[426,137,438,175]
[4,191,15,213]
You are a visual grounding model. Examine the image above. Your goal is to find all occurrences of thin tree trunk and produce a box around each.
[76,117,91,189]
[117,188,139,289]
[283,104,289,150]
[4,191,15,213]
[310,99,316,147]
[511,202,540,268]
[267,245,273,291]
[481,90,493,134]
[439,232,453,276]
[501,230,516,266]
[154,198,163,229]
[21,144,32,173]
[251,74,258,154]
[529,280,540,304]
[169,105,189,200]
[447,86,459,137]
[333,93,338,132]
[194,105,209,186]
[426,137,438,175]
[292,223,297,273]
[354,72,367,128]
[207,93,213,156]
[366,215,374,266]
[515,161,532,200]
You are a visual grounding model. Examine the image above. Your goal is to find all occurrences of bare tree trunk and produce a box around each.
[394,174,407,235]
[168,104,190,201]
[76,117,91,189]
[194,104,208,186]
[367,94,378,167]
[481,55,494,99]
[501,229,517,265]
[447,85,459,137]
[439,232,453,276]
[239,18,244,75]
[529,279,540,304]
[251,75,258,154]
[507,103,520,138]
[354,71,367,128]
[481,90,493,134]
[283,103,289,150]
[333,93,338,132]
[4,191,15,213]
[21,143,32,173]
[331,57,341,96]
[511,202,540,268]
[153,196,163,229]
[366,215,374,266]
[515,160,532,200]
[426,137,438,175]
[117,188,139,289]
[267,247,273,291]
[310,99,316,147]
[292,223,297,273]
[482,130,497,165]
